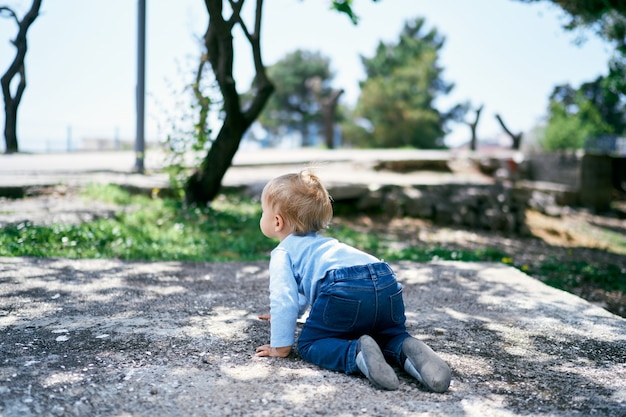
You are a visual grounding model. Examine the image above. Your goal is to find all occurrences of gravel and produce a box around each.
[1,257,625,417]
[1,152,625,416]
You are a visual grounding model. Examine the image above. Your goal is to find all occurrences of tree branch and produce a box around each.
[193,54,211,144]
[1,0,42,89]
[243,0,274,123]
[0,6,20,25]
[495,113,523,150]
[204,0,239,117]
[1,0,42,153]
[495,113,515,138]
[464,105,483,151]
[227,0,245,30]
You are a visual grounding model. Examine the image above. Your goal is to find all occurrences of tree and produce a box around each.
[516,0,626,53]
[184,0,273,205]
[307,76,344,149]
[256,49,335,147]
[539,61,625,152]
[0,0,42,154]
[495,113,523,150]
[184,1,364,205]
[539,83,613,151]
[578,69,626,135]
[464,104,483,151]
[350,17,462,148]
[516,1,626,87]
[517,0,626,150]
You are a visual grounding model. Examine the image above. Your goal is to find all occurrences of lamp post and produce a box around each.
[134,0,146,173]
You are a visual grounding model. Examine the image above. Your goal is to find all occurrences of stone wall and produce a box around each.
[327,182,530,234]
[522,151,581,188]
[579,154,614,211]
[521,152,624,211]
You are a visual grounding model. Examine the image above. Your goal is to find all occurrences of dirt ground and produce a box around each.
[2,257,625,417]
[1,185,626,416]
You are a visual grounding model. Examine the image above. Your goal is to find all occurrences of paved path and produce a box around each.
[0,149,493,195]
[0,149,460,173]
[1,257,624,416]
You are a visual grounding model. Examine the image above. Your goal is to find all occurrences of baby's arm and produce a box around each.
[267,250,299,348]
[255,315,291,357]
[256,249,298,359]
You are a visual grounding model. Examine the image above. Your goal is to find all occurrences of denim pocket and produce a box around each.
[390,289,406,324]
[323,295,360,330]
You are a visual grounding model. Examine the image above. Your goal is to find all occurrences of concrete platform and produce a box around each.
[0,149,493,198]
[1,257,624,416]
[1,150,624,416]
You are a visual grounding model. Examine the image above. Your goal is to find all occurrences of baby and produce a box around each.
[255,169,451,392]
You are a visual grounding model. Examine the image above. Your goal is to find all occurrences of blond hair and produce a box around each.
[261,169,333,235]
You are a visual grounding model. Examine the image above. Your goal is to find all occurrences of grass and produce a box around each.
[1,184,624,296]
[0,185,273,261]
[527,259,626,293]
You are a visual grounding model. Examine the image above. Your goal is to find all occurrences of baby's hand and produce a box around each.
[258,314,271,321]
[255,344,291,358]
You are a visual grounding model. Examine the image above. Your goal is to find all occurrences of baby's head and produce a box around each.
[261,169,333,235]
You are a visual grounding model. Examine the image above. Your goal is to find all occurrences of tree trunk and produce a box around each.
[300,122,311,147]
[3,84,19,153]
[466,105,483,151]
[495,113,523,150]
[322,89,344,149]
[0,0,42,154]
[185,116,246,204]
[185,0,274,206]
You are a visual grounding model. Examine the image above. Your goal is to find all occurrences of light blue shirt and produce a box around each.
[268,232,379,347]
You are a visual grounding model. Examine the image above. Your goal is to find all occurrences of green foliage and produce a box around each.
[163,126,210,200]
[528,258,626,293]
[539,83,616,151]
[585,64,626,135]
[350,17,458,149]
[518,0,626,152]
[0,185,273,261]
[81,183,135,206]
[338,118,374,147]
[540,99,612,151]
[161,59,216,200]
[257,49,334,146]
[330,0,382,24]
[384,246,509,262]
[326,226,510,263]
[326,223,383,255]
[330,0,359,24]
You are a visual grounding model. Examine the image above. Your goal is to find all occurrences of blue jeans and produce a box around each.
[297,262,411,374]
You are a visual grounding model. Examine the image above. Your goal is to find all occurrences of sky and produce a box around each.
[0,0,614,153]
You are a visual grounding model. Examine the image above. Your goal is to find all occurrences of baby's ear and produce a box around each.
[274,214,285,231]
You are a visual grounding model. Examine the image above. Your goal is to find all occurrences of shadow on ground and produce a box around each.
[1,257,624,417]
